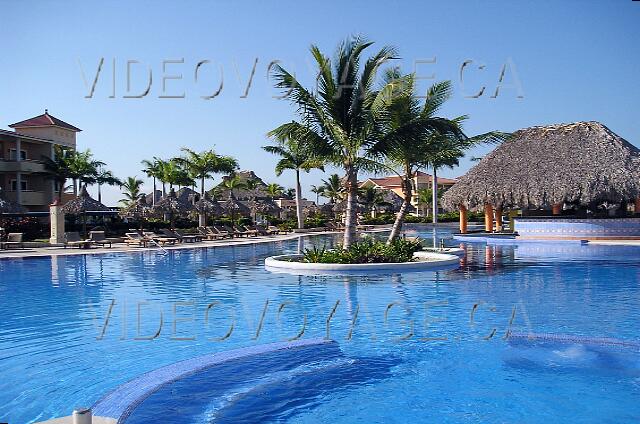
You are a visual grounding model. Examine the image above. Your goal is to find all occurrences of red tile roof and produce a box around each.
[361,171,457,188]
[9,110,81,132]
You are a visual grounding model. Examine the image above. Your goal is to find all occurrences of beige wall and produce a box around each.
[14,126,76,148]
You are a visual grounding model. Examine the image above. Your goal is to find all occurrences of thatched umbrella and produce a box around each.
[62,186,110,236]
[195,193,223,224]
[151,188,194,228]
[119,197,150,231]
[0,188,26,214]
[442,122,640,211]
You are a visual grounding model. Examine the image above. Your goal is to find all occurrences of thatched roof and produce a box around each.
[195,194,224,214]
[442,122,640,210]
[151,188,194,216]
[0,189,26,214]
[62,186,110,214]
[120,197,150,219]
[213,170,270,200]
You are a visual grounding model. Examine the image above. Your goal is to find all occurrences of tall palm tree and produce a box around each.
[358,186,388,216]
[321,174,343,204]
[371,72,508,242]
[95,167,121,204]
[119,177,144,206]
[42,145,73,202]
[175,148,238,226]
[416,187,433,217]
[264,126,324,229]
[141,157,163,205]
[160,159,194,191]
[310,185,325,204]
[265,183,284,199]
[67,149,104,195]
[270,36,400,247]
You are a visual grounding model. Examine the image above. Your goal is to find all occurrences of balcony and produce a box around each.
[5,190,51,206]
[0,159,47,173]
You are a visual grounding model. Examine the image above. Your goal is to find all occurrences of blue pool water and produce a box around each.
[1,227,639,423]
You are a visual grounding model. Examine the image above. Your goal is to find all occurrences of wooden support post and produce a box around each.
[495,208,503,231]
[484,203,494,233]
[635,198,640,214]
[459,204,468,234]
[552,203,562,215]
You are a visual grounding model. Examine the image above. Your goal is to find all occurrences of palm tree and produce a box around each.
[220,174,247,224]
[161,159,194,191]
[42,145,73,202]
[270,36,399,247]
[370,73,508,242]
[67,149,104,195]
[119,177,144,206]
[175,148,238,226]
[95,167,121,204]
[416,187,433,217]
[265,183,284,199]
[141,157,163,205]
[264,126,324,229]
[310,185,325,204]
[358,186,388,216]
[321,174,343,204]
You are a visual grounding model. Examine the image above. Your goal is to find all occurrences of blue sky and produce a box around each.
[2,0,639,206]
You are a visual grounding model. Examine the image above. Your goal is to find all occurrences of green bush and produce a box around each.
[0,217,48,241]
[302,238,422,264]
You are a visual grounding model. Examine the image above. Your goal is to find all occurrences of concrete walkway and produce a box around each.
[0,227,396,259]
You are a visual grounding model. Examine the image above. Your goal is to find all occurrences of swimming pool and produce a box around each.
[1,227,639,423]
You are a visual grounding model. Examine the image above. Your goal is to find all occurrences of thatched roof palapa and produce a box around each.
[151,188,194,216]
[62,186,110,214]
[195,193,224,215]
[442,122,640,211]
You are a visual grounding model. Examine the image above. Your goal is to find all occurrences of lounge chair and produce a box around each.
[210,226,233,239]
[173,229,202,243]
[200,226,228,240]
[124,232,148,247]
[64,232,92,249]
[254,225,277,236]
[143,231,177,246]
[160,228,200,243]
[3,233,24,250]
[236,225,258,237]
[217,225,241,238]
[89,231,113,248]
[267,225,285,235]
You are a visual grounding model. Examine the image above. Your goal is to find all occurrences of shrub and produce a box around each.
[302,238,422,264]
[0,217,48,241]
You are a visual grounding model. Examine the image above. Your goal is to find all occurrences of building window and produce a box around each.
[9,149,27,160]
[10,179,28,192]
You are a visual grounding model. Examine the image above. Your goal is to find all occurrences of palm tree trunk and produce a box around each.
[387,197,411,243]
[343,169,358,247]
[98,184,102,203]
[295,169,304,229]
[199,176,206,227]
[432,168,438,224]
[152,177,157,206]
[73,179,78,196]
[388,178,412,243]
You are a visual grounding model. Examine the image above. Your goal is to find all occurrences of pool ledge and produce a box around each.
[36,339,335,424]
[265,251,460,274]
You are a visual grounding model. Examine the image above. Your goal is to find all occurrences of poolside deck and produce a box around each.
[0,227,397,259]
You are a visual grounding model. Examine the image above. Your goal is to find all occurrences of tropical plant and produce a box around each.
[310,185,325,204]
[302,238,422,264]
[416,187,433,217]
[270,36,402,247]
[94,167,121,204]
[141,157,163,205]
[283,188,296,199]
[358,186,388,215]
[264,125,324,229]
[67,149,104,195]
[160,158,194,190]
[370,71,508,242]
[119,176,144,206]
[174,148,238,226]
[42,145,73,202]
[219,174,247,224]
[320,174,343,203]
[265,183,284,199]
